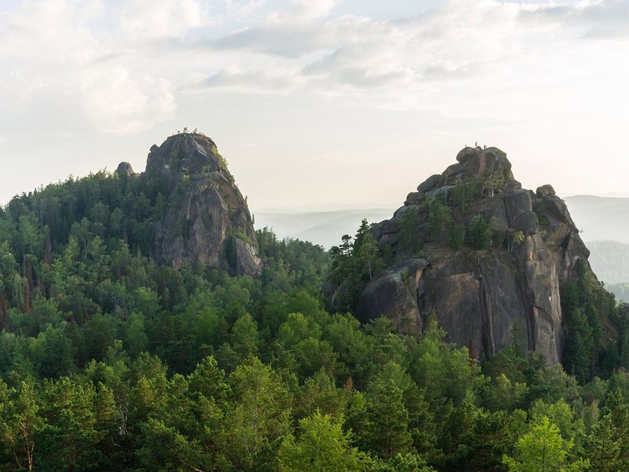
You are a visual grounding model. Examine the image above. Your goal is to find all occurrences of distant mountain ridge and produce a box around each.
[253,208,395,248]
[564,195,629,243]
[586,240,629,284]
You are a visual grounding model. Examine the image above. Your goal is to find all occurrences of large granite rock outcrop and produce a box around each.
[118,133,262,276]
[358,146,594,365]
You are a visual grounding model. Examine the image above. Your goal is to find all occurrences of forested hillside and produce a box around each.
[1,143,629,471]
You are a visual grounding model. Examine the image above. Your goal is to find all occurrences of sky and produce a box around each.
[1,0,629,211]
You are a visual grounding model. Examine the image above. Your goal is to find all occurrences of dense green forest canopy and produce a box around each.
[0,168,629,471]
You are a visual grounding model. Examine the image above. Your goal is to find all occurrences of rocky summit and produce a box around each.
[117,133,262,277]
[357,146,608,365]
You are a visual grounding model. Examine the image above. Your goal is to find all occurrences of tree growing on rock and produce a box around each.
[483,171,506,198]
[426,199,452,244]
[470,215,491,250]
[450,224,466,250]
[399,207,421,254]
[507,229,525,253]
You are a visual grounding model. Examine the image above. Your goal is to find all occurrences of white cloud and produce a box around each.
[266,0,343,24]
[2,0,629,141]
[198,0,629,118]
[519,0,629,38]
[0,0,178,136]
[211,23,325,57]
[222,0,267,21]
[189,65,301,92]
[0,0,103,63]
[119,0,213,40]
[2,0,629,207]
[80,68,176,135]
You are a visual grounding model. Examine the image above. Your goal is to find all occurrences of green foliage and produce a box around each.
[480,373,528,412]
[585,389,629,470]
[506,229,524,253]
[560,262,619,383]
[452,182,470,213]
[370,452,437,472]
[279,411,368,472]
[399,207,422,254]
[228,227,253,244]
[329,219,386,313]
[216,152,235,183]
[426,198,452,243]
[450,224,466,250]
[470,214,491,250]
[363,378,414,459]
[483,171,506,198]
[503,417,588,472]
[0,167,626,471]
[224,357,292,470]
[564,309,593,384]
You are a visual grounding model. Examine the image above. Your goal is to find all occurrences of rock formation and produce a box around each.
[118,133,262,277]
[357,146,599,365]
[115,161,135,177]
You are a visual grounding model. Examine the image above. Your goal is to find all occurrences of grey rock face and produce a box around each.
[456,146,511,180]
[417,174,442,194]
[358,146,594,364]
[504,190,532,226]
[536,184,556,197]
[115,162,134,176]
[405,192,423,205]
[144,133,262,277]
[357,259,429,331]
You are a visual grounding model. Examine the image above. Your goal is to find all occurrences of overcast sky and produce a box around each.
[1,0,628,211]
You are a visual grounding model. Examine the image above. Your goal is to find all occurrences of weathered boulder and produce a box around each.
[537,184,556,198]
[146,133,224,179]
[356,146,598,365]
[143,133,262,276]
[504,190,532,226]
[514,211,539,235]
[357,259,429,330]
[115,162,134,176]
[405,192,423,205]
[456,146,511,180]
[417,174,442,194]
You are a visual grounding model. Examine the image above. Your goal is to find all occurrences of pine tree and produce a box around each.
[563,309,593,384]
[470,215,490,250]
[586,414,623,472]
[427,199,452,243]
[364,379,413,459]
